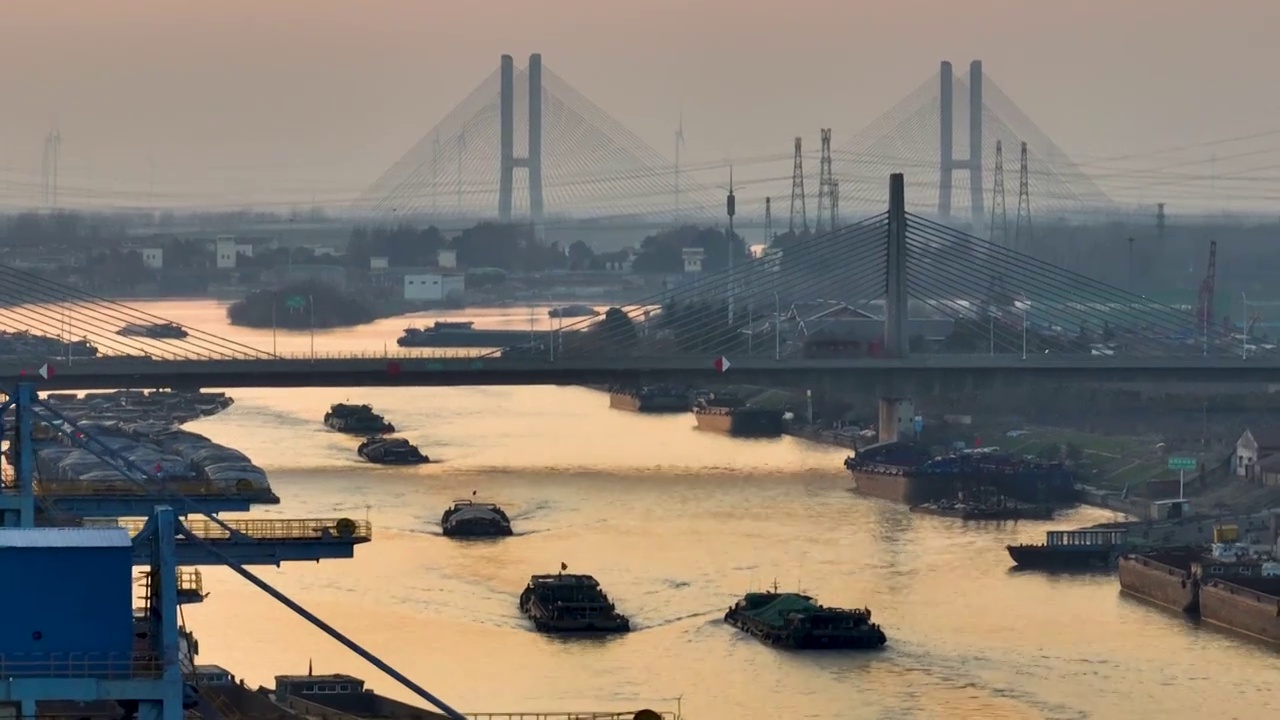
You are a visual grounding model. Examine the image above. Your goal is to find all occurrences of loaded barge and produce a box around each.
[608,385,691,413]
[441,499,513,537]
[845,442,1074,506]
[324,404,395,435]
[518,572,631,634]
[693,395,785,437]
[724,585,887,649]
[357,437,428,465]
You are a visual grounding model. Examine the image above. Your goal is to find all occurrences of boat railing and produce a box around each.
[102,517,373,542]
[29,479,275,500]
[0,652,167,679]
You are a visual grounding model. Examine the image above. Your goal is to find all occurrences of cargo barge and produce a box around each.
[723,586,887,649]
[518,572,631,634]
[441,499,513,537]
[1117,549,1203,613]
[608,385,691,413]
[1007,529,1130,571]
[1199,576,1280,645]
[397,321,552,348]
[693,395,785,437]
[117,322,189,339]
[357,437,428,465]
[845,442,1075,506]
[911,498,1054,521]
[324,404,395,435]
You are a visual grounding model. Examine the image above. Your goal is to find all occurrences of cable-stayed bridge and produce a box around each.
[0,175,1269,392]
[355,56,1113,233]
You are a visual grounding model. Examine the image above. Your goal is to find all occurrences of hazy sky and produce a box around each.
[2,0,1278,211]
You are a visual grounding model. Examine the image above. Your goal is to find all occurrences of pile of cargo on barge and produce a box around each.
[911,487,1054,521]
[20,420,277,502]
[845,442,1075,506]
[518,572,630,634]
[356,437,428,465]
[324,404,395,435]
[723,584,886,649]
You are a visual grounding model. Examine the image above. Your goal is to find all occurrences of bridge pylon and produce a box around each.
[499,53,545,235]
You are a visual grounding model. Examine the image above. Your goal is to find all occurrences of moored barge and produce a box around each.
[518,572,631,634]
[693,395,784,437]
[846,442,1075,506]
[723,586,886,649]
[608,385,691,413]
[1007,529,1129,570]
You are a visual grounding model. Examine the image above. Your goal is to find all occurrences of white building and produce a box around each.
[369,256,389,270]
[214,236,237,269]
[141,248,163,269]
[682,247,705,274]
[437,249,458,269]
[403,273,465,302]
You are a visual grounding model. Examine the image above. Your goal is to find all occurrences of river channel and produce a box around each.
[116,301,1280,719]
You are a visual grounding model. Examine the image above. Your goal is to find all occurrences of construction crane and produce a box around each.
[1195,241,1217,338]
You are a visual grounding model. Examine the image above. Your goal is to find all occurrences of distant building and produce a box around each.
[141,248,163,270]
[437,249,458,269]
[1235,429,1280,479]
[214,236,237,269]
[403,273,465,302]
[369,256,389,270]
[682,247,705,274]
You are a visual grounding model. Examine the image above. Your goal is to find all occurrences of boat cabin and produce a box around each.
[1046,529,1128,548]
[449,499,500,512]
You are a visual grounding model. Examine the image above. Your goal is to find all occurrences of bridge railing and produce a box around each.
[99,517,373,542]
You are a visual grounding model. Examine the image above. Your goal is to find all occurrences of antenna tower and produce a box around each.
[673,111,685,223]
[788,137,808,234]
[815,129,833,233]
[41,127,61,209]
[989,140,1008,246]
[1014,141,1032,250]
[764,197,772,243]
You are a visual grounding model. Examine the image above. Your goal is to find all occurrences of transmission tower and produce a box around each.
[41,127,61,209]
[764,197,772,244]
[989,140,1008,246]
[830,180,839,229]
[789,137,808,234]
[1014,141,1032,250]
[815,129,833,233]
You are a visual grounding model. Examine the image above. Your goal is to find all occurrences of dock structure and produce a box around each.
[0,381,469,720]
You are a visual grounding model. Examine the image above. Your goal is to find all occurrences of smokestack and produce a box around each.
[969,60,984,222]
[938,61,954,218]
[498,55,515,222]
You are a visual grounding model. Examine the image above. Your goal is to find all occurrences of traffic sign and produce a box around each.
[713,356,731,373]
[37,363,52,380]
[1167,456,1197,471]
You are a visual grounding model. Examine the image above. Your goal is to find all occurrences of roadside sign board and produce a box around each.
[1167,456,1197,471]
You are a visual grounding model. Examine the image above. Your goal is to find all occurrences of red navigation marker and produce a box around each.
[37,363,53,380]
[385,361,401,377]
[713,356,731,373]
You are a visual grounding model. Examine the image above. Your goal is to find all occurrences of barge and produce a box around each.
[518,572,631,634]
[441,499,513,537]
[1199,576,1280,645]
[723,585,886,649]
[1118,540,1279,624]
[693,395,784,437]
[845,442,1075,506]
[357,437,428,465]
[911,498,1054,521]
[397,321,552,348]
[324,404,395,435]
[1117,549,1203,613]
[1007,529,1129,570]
[117,322,189,340]
[608,385,691,413]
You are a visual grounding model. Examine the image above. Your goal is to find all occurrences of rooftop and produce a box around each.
[0,526,132,548]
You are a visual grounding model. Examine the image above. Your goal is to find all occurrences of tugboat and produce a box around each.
[357,437,429,465]
[692,394,785,437]
[441,498,513,537]
[723,582,887,649]
[518,569,631,634]
[117,322,189,340]
[323,404,395,435]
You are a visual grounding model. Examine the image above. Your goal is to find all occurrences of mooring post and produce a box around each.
[885,174,909,358]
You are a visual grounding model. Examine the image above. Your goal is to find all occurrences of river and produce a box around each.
[111,301,1280,719]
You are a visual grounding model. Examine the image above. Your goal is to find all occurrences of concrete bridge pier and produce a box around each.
[878,397,916,443]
